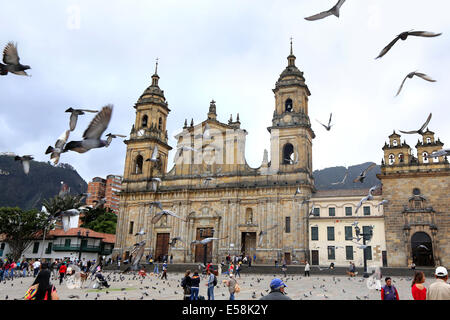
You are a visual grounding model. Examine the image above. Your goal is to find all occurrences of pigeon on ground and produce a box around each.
[105,133,127,147]
[14,155,33,175]
[316,113,333,131]
[399,113,432,135]
[305,0,346,21]
[45,130,70,165]
[65,108,99,131]
[376,30,442,59]
[0,42,31,76]
[396,71,436,96]
[353,163,376,183]
[64,105,113,153]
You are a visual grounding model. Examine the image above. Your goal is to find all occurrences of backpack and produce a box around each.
[213,275,217,287]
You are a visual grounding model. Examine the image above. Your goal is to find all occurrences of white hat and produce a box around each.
[435,266,448,277]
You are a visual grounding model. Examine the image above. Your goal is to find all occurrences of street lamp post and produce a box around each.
[355,225,373,278]
[77,230,90,261]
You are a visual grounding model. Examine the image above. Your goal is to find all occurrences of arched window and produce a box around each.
[245,208,253,224]
[422,152,429,163]
[388,154,395,165]
[285,98,293,112]
[398,153,404,163]
[392,140,398,147]
[158,117,162,130]
[142,115,148,128]
[282,143,294,164]
[432,151,439,163]
[135,155,143,174]
[426,137,431,144]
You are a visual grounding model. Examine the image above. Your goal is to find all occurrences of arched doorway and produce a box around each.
[411,232,434,266]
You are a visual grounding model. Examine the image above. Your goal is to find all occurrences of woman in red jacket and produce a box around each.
[58,263,67,285]
[411,271,427,300]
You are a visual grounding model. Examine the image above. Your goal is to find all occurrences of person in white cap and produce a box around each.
[426,266,450,300]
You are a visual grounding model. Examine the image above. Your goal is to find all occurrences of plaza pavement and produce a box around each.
[0,270,435,300]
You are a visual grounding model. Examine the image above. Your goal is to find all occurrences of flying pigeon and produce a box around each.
[305,0,346,21]
[145,145,159,163]
[65,108,99,131]
[149,201,164,211]
[377,199,389,211]
[417,244,430,251]
[316,113,333,131]
[123,241,146,273]
[191,236,228,247]
[45,130,70,165]
[168,237,184,247]
[203,123,211,140]
[92,198,106,209]
[0,42,31,76]
[309,204,319,216]
[258,225,278,246]
[353,163,376,183]
[429,149,450,158]
[355,185,379,214]
[396,71,436,96]
[150,177,161,192]
[151,209,186,224]
[54,208,81,232]
[105,133,127,147]
[331,170,348,185]
[203,177,215,186]
[14,155,33,175]
[399,113,432,135]
[174,145,200,162]
[135,228,146,236]
[376,30,442,59]
[294,187,301,196]
[64,105,113,153]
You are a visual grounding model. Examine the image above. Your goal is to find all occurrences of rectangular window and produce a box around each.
[64,239,71,247]
[285,217,291,233]
[45,242,52,254]
[32,242,40,254]
[327,227,335,241]
[0,243,5,250]
[327,246,335,260]
[345,226,353,240]
[365,246,372,260]
[363,226,372,241]
[328,207,335,216]
[311,227,318,241]
[313,207,320,216]
[346,246,353,260]
[345,207,352,216]
[363,206,371,216]
[129,221,134,234]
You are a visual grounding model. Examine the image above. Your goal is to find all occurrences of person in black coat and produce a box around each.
[32,263,58,300]
[181,270,192,300]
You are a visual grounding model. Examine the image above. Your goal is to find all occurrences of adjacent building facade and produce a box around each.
[377,130,450,267]
[86,175,123,214]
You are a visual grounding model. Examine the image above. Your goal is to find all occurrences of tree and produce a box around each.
[0,207,52,260]
[42,193,84,217]
[80,208,117,234]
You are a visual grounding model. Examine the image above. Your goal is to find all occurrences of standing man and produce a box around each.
[33,259,41,277]
[161,261,168,280]
[206,269,216,300]
[21,260,28,278]
[226,274,237,300]
[58,262,67,285]
[259,278,292,300]
[381,277,399,300]
[426,266,450,300]
[304,261,310,277]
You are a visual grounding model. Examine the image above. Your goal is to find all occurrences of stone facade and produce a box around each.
[114,45,317,264]
[378,130,450,267]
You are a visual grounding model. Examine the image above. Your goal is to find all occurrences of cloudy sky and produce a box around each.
[1,0,449,182]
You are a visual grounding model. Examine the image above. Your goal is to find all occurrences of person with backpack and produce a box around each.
[381,277,400,300]
[206,269,217,300]
[181,270,192,300]
[190,272,200,300]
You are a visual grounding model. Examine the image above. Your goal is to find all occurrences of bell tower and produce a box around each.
[122,59,172,192]
[268,40,315,179]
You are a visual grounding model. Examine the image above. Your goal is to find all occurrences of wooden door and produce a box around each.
[155,233,170,262]
[194,228,214,263]
[311,250,319,265]
[284,253,291,265]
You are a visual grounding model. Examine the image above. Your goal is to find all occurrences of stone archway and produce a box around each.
[411,232,434,266]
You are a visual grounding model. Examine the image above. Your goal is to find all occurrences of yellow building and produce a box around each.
[377,129,450,267]
[115,43,317,264]
[309,189,386,268]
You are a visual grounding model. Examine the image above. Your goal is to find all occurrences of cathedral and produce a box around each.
[113,43,450,267]
[114,43,316,264]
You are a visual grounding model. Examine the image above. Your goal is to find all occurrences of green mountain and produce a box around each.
[313,162,381,190]
[0,155,87,210]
